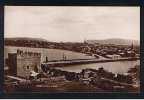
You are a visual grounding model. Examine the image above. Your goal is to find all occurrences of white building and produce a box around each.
[107,54,121,60]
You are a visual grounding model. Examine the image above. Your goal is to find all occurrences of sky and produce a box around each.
[5,6,140,42]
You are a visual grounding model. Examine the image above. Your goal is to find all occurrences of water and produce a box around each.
[4,46,95,62]
[55,60,140,74]
[5,46,140,74]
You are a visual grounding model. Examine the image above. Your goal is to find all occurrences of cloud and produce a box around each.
[5,6,140,42]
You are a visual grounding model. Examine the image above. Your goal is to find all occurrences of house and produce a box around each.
[106,54,121,59]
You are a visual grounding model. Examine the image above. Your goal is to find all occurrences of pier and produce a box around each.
[41,57,139,67]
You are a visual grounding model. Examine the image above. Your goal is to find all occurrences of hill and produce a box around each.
[86,38,139,46]
[5,37,49,42]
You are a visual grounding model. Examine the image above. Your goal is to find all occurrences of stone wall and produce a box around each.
[16,49,41,78]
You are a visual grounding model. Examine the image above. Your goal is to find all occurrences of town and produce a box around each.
[5,38,140,59]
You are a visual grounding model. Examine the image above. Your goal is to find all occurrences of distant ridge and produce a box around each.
[5,37,140,46]
[5,37,49,42]
[86,38,139,46]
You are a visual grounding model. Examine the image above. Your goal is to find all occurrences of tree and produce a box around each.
[46,56,48,62]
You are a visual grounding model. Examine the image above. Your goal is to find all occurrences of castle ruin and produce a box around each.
[6,49,41,78]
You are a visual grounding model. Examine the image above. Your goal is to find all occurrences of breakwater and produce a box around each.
[42,57,139,67]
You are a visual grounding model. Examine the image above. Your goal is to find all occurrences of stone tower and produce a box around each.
[16,49,41,78]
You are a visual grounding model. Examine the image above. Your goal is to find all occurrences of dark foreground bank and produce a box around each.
[4,64,139,93]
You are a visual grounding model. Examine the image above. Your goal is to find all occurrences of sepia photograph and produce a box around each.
[4,6,140,93]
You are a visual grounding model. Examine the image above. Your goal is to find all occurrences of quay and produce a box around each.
[42,57,139,67]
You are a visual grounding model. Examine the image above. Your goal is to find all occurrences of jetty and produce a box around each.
[41,57,139,67]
